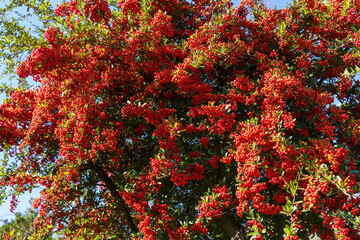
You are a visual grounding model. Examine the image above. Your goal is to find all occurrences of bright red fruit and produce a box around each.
[1,0,360,239]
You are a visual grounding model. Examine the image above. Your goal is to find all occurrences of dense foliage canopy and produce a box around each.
[0,0,60,81]
[1,0,360,239]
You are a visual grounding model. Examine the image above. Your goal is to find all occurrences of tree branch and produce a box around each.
[88,161,139,234]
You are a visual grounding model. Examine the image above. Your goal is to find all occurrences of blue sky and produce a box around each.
[0,0,292,223]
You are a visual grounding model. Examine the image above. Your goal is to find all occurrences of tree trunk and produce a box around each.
[219,215,250,240]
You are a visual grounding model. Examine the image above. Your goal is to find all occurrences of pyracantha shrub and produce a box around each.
[1,0,360,239]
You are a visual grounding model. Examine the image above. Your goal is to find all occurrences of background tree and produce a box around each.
[1,208,37,239]
[0,207,60,239]
[1,0,360,239]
